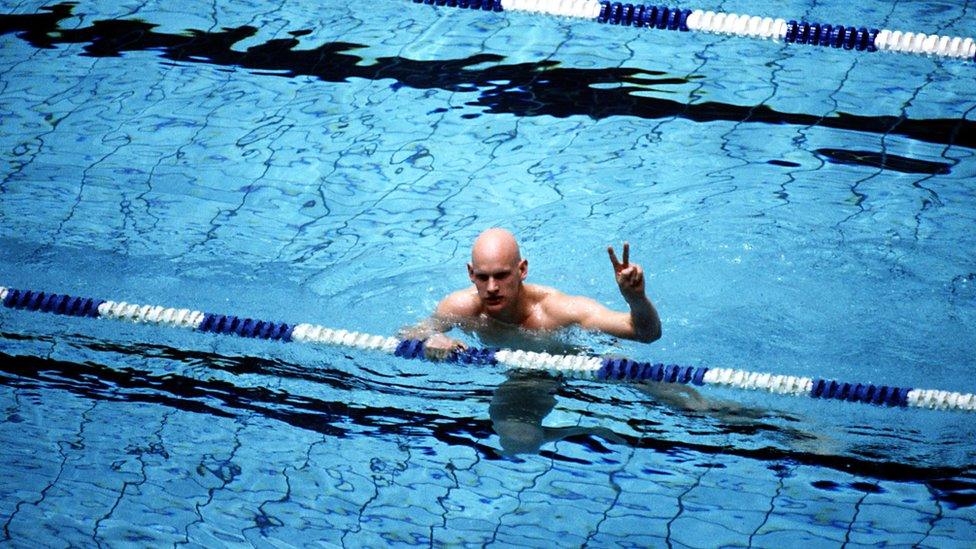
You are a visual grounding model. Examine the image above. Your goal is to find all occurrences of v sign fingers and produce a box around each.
[609,244,646,301]
[608,242,630,273]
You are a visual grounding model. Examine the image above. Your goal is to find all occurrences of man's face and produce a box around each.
[468,255,527,314]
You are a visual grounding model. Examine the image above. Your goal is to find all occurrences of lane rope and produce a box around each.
[2,285,973,412]
[410,0,976,62]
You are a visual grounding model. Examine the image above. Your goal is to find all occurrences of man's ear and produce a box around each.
[467,263,475,282]
[519,259,528,281]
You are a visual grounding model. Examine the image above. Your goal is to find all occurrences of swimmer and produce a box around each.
[405,227,662,359]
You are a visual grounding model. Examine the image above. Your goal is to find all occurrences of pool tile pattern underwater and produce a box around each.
[1,0,975,546]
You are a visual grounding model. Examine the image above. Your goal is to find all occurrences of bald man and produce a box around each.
[413,228,662,358]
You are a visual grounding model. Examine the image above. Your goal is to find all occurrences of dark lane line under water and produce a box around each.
[1,331,974,509]
[0,3,973,156]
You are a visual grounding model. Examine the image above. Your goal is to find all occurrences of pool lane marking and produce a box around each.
[409,0,976,62]
[2,285,974,412]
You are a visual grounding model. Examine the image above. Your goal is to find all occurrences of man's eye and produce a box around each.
[477,275,489,281]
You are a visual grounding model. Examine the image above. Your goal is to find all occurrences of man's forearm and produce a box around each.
[399,316,450,340]
[628,296,662,342]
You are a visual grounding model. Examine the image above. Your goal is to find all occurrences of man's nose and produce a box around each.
[487,278,499,292]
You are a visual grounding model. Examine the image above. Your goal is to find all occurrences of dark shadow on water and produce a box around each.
[1,3,973,151]
[816,148,953,175]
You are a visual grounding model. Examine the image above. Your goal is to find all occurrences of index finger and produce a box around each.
[607,246,621,269]
[622,242,629,266]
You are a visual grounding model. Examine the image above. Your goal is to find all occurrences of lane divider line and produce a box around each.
[2,285,973,411]
[410,0,976,62]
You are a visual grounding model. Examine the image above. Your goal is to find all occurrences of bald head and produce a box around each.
[468,228,528,317]
[471,228,521,265]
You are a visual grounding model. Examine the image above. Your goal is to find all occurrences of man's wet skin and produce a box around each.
[409,227,662,360]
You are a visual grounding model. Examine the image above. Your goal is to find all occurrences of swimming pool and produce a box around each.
[1,0,974,545]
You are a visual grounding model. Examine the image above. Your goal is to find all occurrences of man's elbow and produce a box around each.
[635,325,662,343]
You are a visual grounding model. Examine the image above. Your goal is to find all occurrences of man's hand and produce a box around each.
[608,242,645,303]
[423,333,468,361]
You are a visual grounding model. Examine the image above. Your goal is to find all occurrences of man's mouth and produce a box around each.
[486,296,503,305]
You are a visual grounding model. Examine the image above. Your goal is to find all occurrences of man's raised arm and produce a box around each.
[607,242,662,342]
[552,243,661,343]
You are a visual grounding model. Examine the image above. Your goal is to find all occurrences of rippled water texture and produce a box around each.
[1,0,974,546]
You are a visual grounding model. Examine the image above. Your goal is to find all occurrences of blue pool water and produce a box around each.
[1,0,975,546]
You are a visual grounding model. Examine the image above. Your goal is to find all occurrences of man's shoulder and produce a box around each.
[533,285,602,321]
[529,284,575,305]
[532,285,580,314]
[437,288,481,317]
